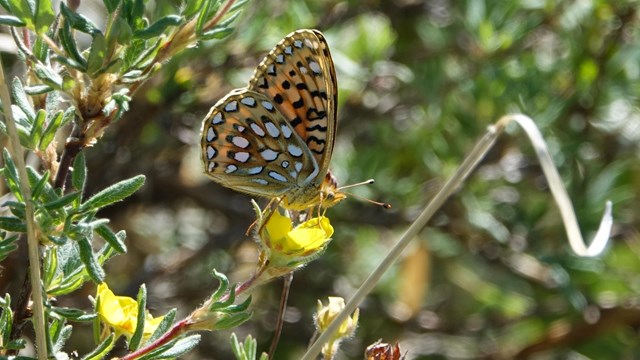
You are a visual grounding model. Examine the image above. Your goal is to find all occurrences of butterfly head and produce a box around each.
[319,171,347,208]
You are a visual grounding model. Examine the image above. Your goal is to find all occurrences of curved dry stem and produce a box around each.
[499,114,612,256]
[301,113,613,360]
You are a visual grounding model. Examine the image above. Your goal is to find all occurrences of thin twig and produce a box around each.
[0,56,48,359]
[301,113,613,360]
[268,274,293,359]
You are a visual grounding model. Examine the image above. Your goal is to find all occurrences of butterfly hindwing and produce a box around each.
[248,29,338,181]
[201,89,319,198]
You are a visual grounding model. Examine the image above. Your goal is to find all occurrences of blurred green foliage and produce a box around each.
[2,0,640,359]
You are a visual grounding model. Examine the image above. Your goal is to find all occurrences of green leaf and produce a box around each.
[59,22,88,69]
[79,175,145,212]
[2,149,23,201]
[0,0,10,12]
[32,33,50,62]
[29,109,46,149]
[78,237,105,283]
[215,311,252,331]
[128,284,147,350]
[86,32,107,75]
[43,191,80,211]
[24,84,53,95]
[217,8,241,28]
[103,0,120,13]
[7,0,35,30]
[128,38,162,69]
[147,308,176,343]
[0,217,26,232]
[200,26,234,40]
[33,62,63,89]
[4,201,25,219]
[52,306,96,321]
[0,14,26,26]
[104,58,124,74]
[130,0,145,26]
[71,152,87,192]
[158,334,201,358]
[33,0,55,34]
[109,16,132,45]
[39,110,64,151]
[195,0,214,34]
[30,169,50,200]
[95,225,126,253]
[183,0,205,19]
[133,15,183,39]
[59,2,101,35]
[11,77,35,121]
[82,333,115,360]
[0,234,19,262]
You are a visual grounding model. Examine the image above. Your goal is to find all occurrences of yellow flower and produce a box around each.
[315,297,359,337]
[315,297,359,359]
[262,211,333,257]
[96,283,164,340]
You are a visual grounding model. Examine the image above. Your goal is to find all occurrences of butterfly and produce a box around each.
[200,29,346,211]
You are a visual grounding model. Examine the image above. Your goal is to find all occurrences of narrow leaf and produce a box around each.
[60,2,101,35]
[32,34,50,62]
[149,334,201,359]
[29,109,47,148]
[128,284,147,350]
[78,237,105,283]
[95,225,126,253]
[11,77,35,121]
[183,0,205,19]
[30,169,50,200]
[195,0,213,34]
[7,0,35,30]
[147,308,176,343]
[33,63,63,89]
[0,0,11,12]
[82,333,115,360]
[59,22,88,68]
[80,175,145,212]
[0,217,26,232]
[34,0,55,34]
[71,152,87,192]
[24,84,53,95]
[0,15,26,26]
[200,26,234,40]
[103,0,120,13]
[2,149,23,201]
[109,16,132,45]
[43,191,80,211]
[39,110,63,151]
[133,15,183,39]
[86,33,107,75]
[52,306,96,321]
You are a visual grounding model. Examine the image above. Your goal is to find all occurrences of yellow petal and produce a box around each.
[285,217,333,254]
[264,211,293,242]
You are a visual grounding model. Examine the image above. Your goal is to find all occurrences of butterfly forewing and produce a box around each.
[201,89,319,198]
[248,29,338,180]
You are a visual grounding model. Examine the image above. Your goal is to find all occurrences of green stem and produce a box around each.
[0,57,48,358]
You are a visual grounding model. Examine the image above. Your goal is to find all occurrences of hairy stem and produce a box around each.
[0,56,48,359]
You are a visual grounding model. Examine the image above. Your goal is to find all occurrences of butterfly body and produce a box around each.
[201,30,346,210]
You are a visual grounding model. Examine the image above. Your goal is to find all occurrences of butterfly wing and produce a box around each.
[201,89,319,198]
[248,29,337,183]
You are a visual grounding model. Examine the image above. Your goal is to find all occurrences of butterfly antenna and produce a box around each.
[337,179,376,190]
[338,179,391,209]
